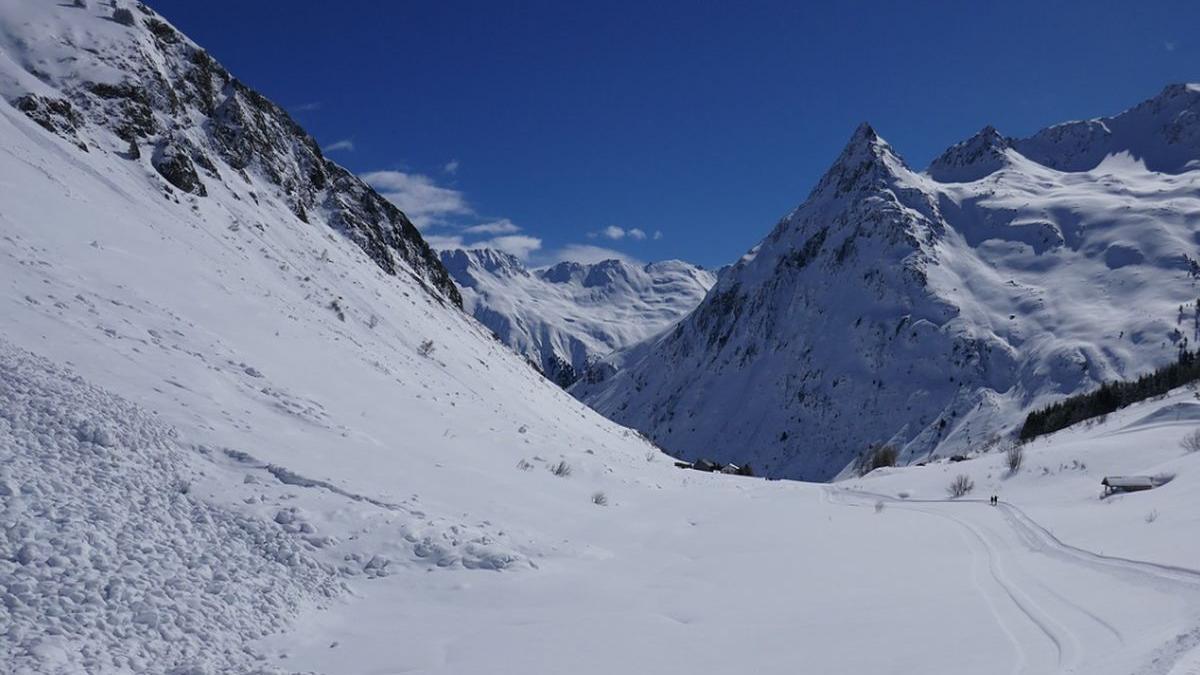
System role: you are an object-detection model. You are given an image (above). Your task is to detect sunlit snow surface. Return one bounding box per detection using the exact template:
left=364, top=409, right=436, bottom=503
left=2, top=2, right=1200, bottom=674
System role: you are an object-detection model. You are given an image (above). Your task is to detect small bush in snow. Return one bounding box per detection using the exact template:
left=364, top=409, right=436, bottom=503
left=874, top=500, right=885, bottom=514
left=550, top=460, right=572, bottom=478
left=1145, top=509, right=1159, bottom=524
left=112, top=7, right=135, bottom=25
left=1006, top=443, right=1024, bottom=473
left=417, top=339, right=436, bottom=357
left=73, top=0, right=87, bottom=8
left=856, top=444, right=898, bottom=476
left=515, top=459, right=534, bottom=471
left=1181, top=429, right=1200, bottom=453
left=592, top=492, right=607, bottom=506
left=947, top=474, right=974, bottom=498
left=645, top=450, right=657, bottom=463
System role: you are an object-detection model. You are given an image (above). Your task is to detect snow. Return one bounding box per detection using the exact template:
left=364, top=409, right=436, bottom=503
left=440, top=248, right=714, bottom=386
left=4, top=3, right=1200, bottom=674
left=575, top=84, right=1200, bottom=480
left=0, top=339, right=341, bottom=673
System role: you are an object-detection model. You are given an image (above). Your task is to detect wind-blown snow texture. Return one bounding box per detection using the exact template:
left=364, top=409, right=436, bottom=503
left=575, top=85, right=1200, bottom=480
left=440, top=248, right=715, bottom=386
left=0, top=340, right=342, bottom=672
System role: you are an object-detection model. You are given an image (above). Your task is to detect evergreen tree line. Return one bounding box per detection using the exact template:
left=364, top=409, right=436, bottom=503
left=1020, top=348, right=1200, bottom=441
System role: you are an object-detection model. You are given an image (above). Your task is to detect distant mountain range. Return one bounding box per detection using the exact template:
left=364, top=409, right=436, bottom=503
left=440, top=249, right=715, bottom=386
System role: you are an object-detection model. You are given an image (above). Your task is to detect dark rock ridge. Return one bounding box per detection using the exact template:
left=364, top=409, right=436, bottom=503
left=7, top=2, right=460, bottom=307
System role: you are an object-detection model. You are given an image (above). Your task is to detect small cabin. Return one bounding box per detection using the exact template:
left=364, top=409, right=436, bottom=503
left=1101, top=475, right=1156, bottom=496
left=692, top=459, right=719, bottom=472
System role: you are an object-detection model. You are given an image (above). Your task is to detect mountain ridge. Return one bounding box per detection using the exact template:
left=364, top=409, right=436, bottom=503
left=441, top=248, right=715, bottom=386
left=575, top=83, right=1200, bottom=480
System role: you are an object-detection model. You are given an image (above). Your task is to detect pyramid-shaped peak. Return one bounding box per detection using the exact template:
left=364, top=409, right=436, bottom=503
left=810, top=123, right=908, bottom=199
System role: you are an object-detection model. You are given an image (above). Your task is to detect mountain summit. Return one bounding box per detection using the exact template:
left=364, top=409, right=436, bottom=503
left=575, top=86, right=1200, bottom=479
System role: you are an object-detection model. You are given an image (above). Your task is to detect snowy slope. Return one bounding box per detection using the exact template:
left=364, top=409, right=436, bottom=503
left=575, top=86, right=1200, bottom=480
left=0, top=2, right=665, bottom=670
left=5, top=4, right=1200, bottom=674
left=440, top=248, right=715, bottom=386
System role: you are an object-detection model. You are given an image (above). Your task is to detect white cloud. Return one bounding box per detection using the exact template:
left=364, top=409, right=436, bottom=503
left=323, top=138, right=355, bottom=153
left=464, top=218, right=520, bottom=235
left=422, top=234, right=465, bottom=250
left=361, top=170, right=472, bottom=229
left=444, top=159, right=460, bottom=174
left=1165, top=41, right=1177, bottom=52
left=478, top=234, right=543, bottom=260
left=293, top=101, right=321, bottom=112
left=591, top=225, right=650, bottom=241
left=653, top=230, right=663, bottom=240
left=546, top=244, right=642, bottom=266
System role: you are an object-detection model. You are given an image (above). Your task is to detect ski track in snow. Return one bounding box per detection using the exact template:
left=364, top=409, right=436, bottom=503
left=829, top=486, right=1200, bottom=675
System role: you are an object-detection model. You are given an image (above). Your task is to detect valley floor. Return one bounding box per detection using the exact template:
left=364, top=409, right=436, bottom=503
left=256, top=401, right=1200, bottom=675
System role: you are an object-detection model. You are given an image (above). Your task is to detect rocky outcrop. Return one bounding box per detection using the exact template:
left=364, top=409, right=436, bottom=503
left=5, top=3, right=460, bottom=307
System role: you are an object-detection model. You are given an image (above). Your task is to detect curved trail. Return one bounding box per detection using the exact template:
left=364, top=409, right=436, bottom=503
left=826, top=486, right=1200, bottom=675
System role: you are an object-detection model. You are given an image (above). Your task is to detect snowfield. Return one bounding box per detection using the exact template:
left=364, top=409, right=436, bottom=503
left=3, top=2, right=1200, bottom=674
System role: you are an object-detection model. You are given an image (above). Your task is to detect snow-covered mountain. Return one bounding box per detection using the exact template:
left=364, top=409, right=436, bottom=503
left=440, top=248, right=715, bottom=386
left=0, top=0, right=459, bottom=309
left=0, top=3, right=662, bottom=670
left=575, top=84, right=1200, bottom=480
left=7, top=5, right=1200, bottom=675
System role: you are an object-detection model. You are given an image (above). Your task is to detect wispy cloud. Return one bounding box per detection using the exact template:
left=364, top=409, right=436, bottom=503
left=464, top=218, right=520, bottom=235
left=423, top=233, right=465, bottom=250
left=591, top=225, right=647, bottom=241
left=292, top=101, right=321, bottom=112
left=361, top=170, right=473, bottom=229
left=1164, top=40, right=1178, bottom=52
left=358, top=167, right=661, bottom=266
left=653, top=230, right=664, bottom=240
left=479, top=234, right=543, bottom=260
left=323, top=138, right=355, bottom=153
left=545, top=244, right=642, bottom=265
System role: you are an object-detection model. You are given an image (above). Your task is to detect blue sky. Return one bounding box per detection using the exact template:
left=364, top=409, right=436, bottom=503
left=151, top=1, right=1198, bottom=268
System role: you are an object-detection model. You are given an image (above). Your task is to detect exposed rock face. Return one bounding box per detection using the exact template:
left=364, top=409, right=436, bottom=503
left=576, top=87, right=1200, bottom=480
left=2, top=2, right=460, bottom=307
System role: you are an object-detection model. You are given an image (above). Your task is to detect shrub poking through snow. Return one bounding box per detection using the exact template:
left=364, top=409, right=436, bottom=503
left=516, top=458, right=534, bottom=471
left=417, top=339, right=436, bottom=357
left=550, top=460, right=572, bottom=477
left=856, top=443, right=898, bottom=476
left=874, top=500, right=885, bottom=514
left=1006, top=442, right=1024, bottom=473
left=947, top=474, right=975, bottom=498
left=592, top=491, right=608, bottom=506
left=1181, top=429, right=1200, bottom=453
left=1145, top=509, right=1159, bottom=524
